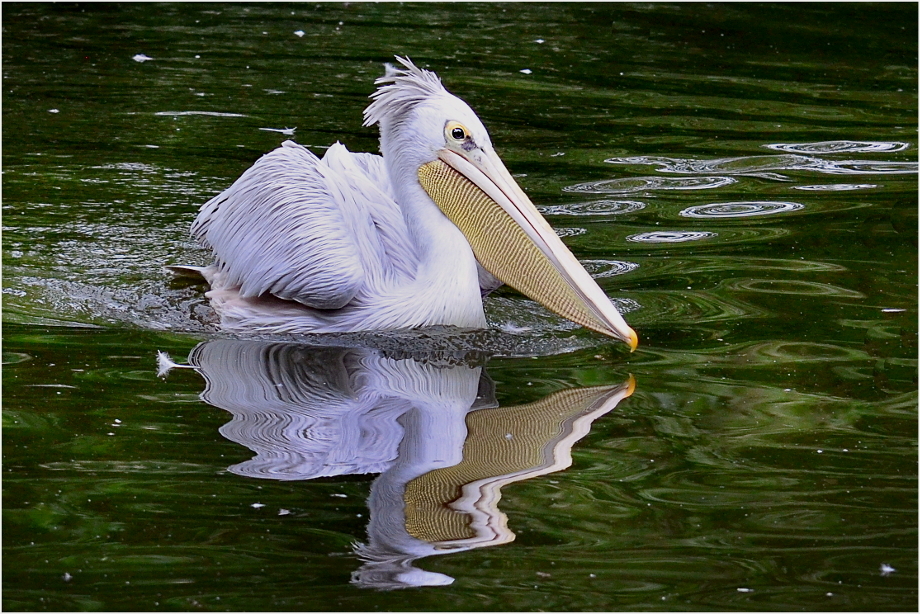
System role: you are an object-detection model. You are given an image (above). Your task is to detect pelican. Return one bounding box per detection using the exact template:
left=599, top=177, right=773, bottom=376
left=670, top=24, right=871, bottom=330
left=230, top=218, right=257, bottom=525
left=175, top=57, right=638, bottom=349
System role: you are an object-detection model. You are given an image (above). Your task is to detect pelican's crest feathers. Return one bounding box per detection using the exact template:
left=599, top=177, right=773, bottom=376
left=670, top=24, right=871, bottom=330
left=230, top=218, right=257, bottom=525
left=363, top=56, right=447, bottom=128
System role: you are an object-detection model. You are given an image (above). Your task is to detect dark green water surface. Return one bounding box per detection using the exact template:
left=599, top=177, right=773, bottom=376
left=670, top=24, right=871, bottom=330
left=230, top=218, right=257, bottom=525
left=3, top=3, right=917, bottom=611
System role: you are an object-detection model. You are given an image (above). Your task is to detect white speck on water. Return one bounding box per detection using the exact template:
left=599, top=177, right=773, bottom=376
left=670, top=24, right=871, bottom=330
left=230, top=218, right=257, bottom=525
left=881, top=308, right=905, bottom=313
left=251, top=503, right=265, bottom=509
left=550, top=152, right=565, bottom=157
left=817, top=449, right=823, bottom=454
left=114, top=419, right=121, bottom=424
left=62, top=573, right=72, bottom=582
left=520, top=68, right=532, bottom=74
left=331, top=493, right=347, bottom=498
left=737, top=587, right=753, bottom=593
left=278, top=509, right=290, bottom=516
left=132, top=54, right=153, bottom=62
left=294, top=30, right=305, bottom=37
left=826, top=592, right=834, bottom=597
left=107, top=432, right=115, bottom=436
left=535, top=38, right=545, bottom=43
left=48, top=108, right=59, bottom=113
left=880, top=563, right=896, bottom=576
left=195, top=55, right=200, bottom=59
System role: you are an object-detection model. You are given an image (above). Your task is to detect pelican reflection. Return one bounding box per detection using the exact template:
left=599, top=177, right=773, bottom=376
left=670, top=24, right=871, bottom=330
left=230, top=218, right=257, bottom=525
left=180, top=338, right=634, bottom=589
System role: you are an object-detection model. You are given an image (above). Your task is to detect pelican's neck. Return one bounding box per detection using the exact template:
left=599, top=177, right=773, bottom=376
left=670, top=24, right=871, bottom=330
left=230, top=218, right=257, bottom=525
left=378, top=153, right=485, bottom=328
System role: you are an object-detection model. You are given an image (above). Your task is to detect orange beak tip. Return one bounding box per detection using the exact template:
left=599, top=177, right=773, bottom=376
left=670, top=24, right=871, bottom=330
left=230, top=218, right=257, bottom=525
left=625, top=374, right=637, bottom=397
left=627, top=328, right=639, bottom=353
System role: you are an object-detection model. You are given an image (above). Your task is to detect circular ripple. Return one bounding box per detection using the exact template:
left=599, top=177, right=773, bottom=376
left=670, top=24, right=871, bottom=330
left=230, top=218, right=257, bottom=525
left=794, top=184, right=877, bottom=191
left=564, top=176, right=735, bottom=194
left=539, top=200, right=647, bottom=216
left=581, top=260, right=640, bottom=278
left=679, top=201, right=804, bottom=219
left=728, top=279, right=865, bottom=298
left=822, top=160, right=918, bottom=175
left=764, top=141, right=910, bottom=154
left=627, top=231, right=717, bottom=243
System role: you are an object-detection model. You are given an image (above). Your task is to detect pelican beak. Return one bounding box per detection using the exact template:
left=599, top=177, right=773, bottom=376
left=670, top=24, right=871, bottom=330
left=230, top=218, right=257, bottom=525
left=419, top=147, right=638, bottom=351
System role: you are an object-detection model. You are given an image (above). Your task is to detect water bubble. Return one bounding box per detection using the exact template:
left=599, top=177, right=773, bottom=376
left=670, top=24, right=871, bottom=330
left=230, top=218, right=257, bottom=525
left=627, top=231, right=717, bottom=243
left=679, top=201, right=804, bottom=219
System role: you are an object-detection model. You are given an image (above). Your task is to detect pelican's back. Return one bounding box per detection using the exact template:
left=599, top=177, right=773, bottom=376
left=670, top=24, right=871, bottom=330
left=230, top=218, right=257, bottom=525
left=192, top=141, right=411, bottom=310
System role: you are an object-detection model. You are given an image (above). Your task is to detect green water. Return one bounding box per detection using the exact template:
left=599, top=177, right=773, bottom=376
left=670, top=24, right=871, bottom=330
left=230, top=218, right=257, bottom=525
left=3, top=3, right=917, bottom=611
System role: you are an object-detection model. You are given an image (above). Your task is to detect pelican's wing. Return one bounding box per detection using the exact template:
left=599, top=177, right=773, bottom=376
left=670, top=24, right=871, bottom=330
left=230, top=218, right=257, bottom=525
left=318, top=144, right=418, bottom=286
left=192, top=140, right=410, bottom=310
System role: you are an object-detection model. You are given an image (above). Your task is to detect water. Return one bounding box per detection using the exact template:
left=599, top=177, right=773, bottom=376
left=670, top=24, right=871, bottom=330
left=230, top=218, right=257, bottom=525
left=3, top=3, right=917, bottom=611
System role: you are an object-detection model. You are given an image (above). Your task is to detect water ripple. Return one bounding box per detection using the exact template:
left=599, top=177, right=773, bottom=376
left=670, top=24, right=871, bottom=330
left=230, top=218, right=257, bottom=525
left=603, top=154, right=918, bottom=177
left=820, top=160, right=918, bottom=175
left=564, top=176, right=735, bottom=194
left=726, top=279, right=865, bottom=299
left=581, top=260, right=640, bottom=278
left=539, top=200, right=647, bottom=216
left=154, top=110, right=247, bottom=118
left=794, top=184, right=877, bottom=191
left=627, top=231, right=717, bottom=243
left=554, top=227, right=586, bottom=238
left=764, top=140, right=910, bottom=154
left=679, top=201, right=804, bottom=219
left=625, top=291, right=770, bottom=324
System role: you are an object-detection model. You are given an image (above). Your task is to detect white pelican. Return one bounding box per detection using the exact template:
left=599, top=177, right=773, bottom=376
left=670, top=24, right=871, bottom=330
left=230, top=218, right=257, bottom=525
left=176, top=57, right=638, bottom=349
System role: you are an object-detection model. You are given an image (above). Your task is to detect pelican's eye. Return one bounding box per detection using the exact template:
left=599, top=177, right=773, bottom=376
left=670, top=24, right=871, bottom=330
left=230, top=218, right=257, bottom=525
left=446, top=121, right=469, bottom=142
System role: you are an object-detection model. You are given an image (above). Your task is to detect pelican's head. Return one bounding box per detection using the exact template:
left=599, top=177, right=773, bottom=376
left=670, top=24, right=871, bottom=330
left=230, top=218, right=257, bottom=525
left=364, top=57, right=638, bottom=350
